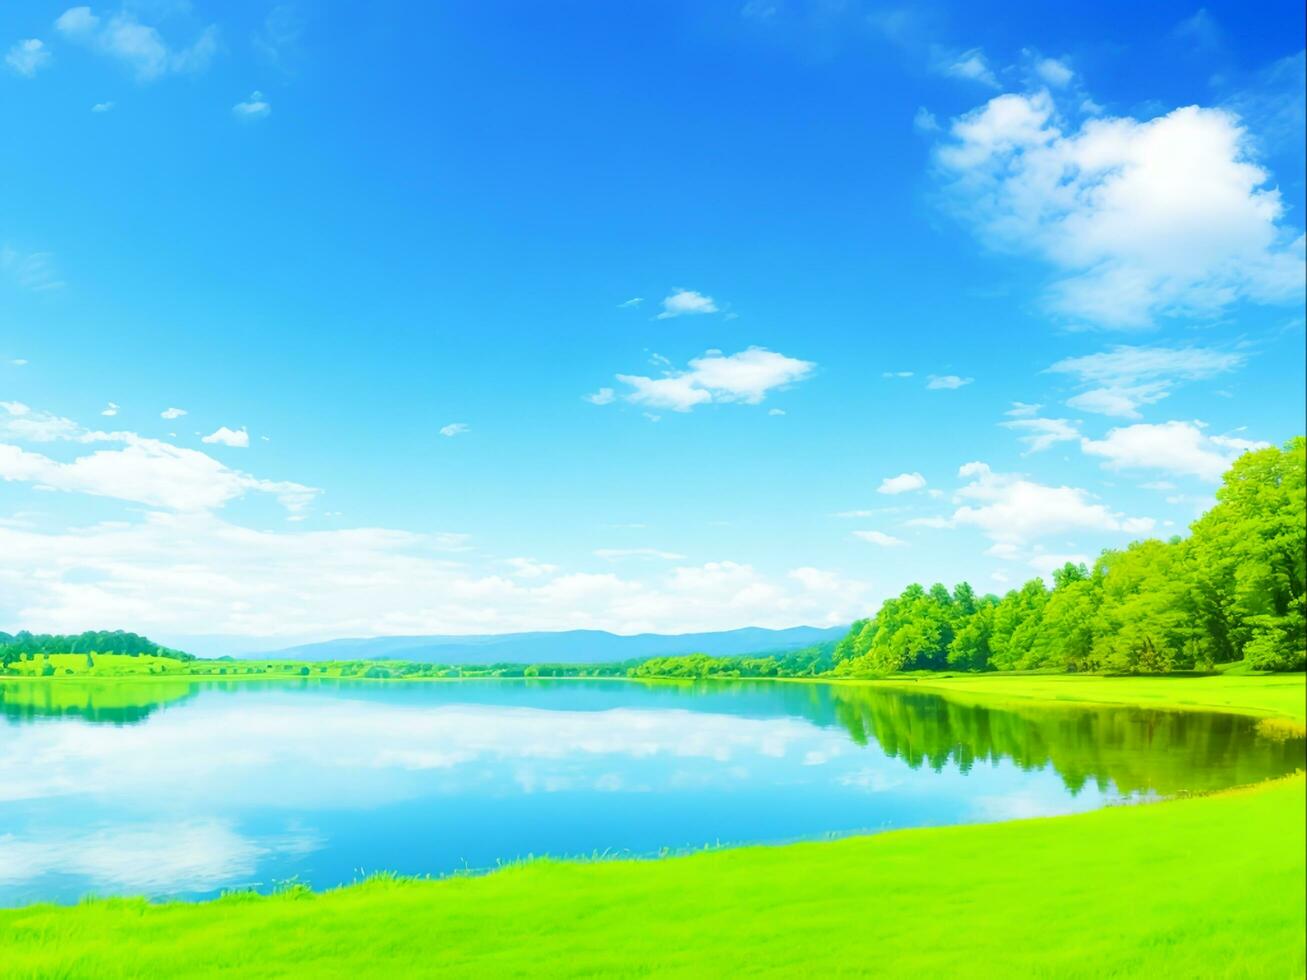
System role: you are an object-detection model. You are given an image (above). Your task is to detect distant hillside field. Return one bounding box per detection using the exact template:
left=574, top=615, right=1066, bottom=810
left=246, top=625, right=850, bottom=665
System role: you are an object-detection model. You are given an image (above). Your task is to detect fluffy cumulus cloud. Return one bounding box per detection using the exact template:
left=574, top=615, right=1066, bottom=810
left=1081, top=421, right=1269, bottom=481
left=0, top=402, right=314, bottom=514
left=202, top=426, right=249, bottom=448
left=935, top=90, right=1306, bottom=327
left=6, top=39, right=51, bottom=77
left=54, top=5, right=219, bottom=81
left=613, top=347, right=814, bottom=412
left=655, top=288, right=718, bottom=320
left=1049, top=344, right=1246, bottom=418
left=0, top=516, right=872, bottom=640
left=921, top=462, right=1154, bottom=547
left=0, top=403, right=870, bottom=639
left=877, top=472, right=926, bottom=495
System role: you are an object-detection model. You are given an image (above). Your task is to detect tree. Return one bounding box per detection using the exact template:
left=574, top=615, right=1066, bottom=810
left=1189, top=438, right=1306, bottom=670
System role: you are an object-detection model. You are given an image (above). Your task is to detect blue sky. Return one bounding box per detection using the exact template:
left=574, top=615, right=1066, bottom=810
left=2, top=1, right=1304, bottom=651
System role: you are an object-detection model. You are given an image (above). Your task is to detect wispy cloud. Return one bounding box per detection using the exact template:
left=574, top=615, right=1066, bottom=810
left=593, top=548, right=686, bottom=561
left=853, top=530, right=906, bottom=547
left=233, top=91, right=271, bottom=120
left=55, top=6, right=220, bottom=82
left=927, top=374, right=972, bottom=390
left=1001, top=417, right=1080, bottom=454
left=1049, top=345, right=1246, bottom=418
left=1, top=247, right=64, bottom=292
left=6, top=39, right=51, bottom=77
left=439, top=423, right=469, bottom=438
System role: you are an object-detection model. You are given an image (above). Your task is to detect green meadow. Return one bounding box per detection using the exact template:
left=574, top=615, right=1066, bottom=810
left=3, top=671, right=1302, bottom=979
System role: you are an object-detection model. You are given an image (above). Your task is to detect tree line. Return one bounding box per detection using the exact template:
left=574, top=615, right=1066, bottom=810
left=0, top=630, right=194, bottom=668
left=831, top=437, right=1304, bottom=674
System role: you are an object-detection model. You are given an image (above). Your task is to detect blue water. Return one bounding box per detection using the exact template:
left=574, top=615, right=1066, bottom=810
left=0, top=678, right=1300, bottom=905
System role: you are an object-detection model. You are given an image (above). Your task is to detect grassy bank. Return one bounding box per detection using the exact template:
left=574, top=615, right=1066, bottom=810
left=2, top=673, right=1303, bottom=978
left=857, top=669, right=1307, bottom=730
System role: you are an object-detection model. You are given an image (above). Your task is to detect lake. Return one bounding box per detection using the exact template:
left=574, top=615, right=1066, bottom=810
left=1, top=678, right=1302, bottom=906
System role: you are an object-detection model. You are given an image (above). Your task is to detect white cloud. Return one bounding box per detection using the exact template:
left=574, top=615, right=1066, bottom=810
left=616, top=347, right=813, bottom=412
left=100, top=402, right=119, bottom=417
left=10, top=359, right=28, bottom=366
left=913, top=107, right=940, bottom=133
left=768, top=408, right=786, bottom=416
left=91, top=100, right=114, bottom=112
left=655, top=289, right=718, bottom=319
left=617, top=297, right=643, bottom=308
left=233, top=90, right=271, bottom=120
left=55, top=6, right=219, bottom=82
left=882, top=371, right=914, bottom=379
left=877, top=472, right=926, bottom=495
left=1033, top=57, right=1073, bottom=88
left=949, top=461, right=1153, bottom=544
left=201, top=426, right=249, bottom=448
left=502, top=557, right=559, bottom=579
left=1, top=402, right=80, bottom=442
left=6, top=39, right=51, bottom=77
left=160, top=407, right=187, bottom=420
left=927, top=374, right=972, bottom=390
left=0, top=436, right=315, bottom=513
left=584, top=387, right=615, bottom=406
left=1049, top=345, right=1246, bottom=418
left=1, top=247, right=63, bottom=291
left=1064, top=385, right=1169, bottom=419
left=1081, top=421, right=1269, bottom=481
left=853, top=530, right=906, bottom=547
left=935, top=91, right=1306, bottom=327
left=934, top=47, right=999, bottom=87
left=0, top=515, right=872, bottom=638
left=1001, top=417, right=1079, bottom=454
left=439, top=423, right=469, bottom=438
left=1006, top=401, right=1041, bottom=417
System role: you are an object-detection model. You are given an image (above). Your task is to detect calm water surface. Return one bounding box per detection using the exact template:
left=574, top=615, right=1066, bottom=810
left=1, top=678, right=1302, bottom=905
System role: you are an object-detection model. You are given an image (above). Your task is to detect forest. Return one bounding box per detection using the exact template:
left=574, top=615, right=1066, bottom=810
left=2, top=439, right=1301, bottom=680
left=833, top=437, right=1305, bottom=675
left=630, top=438, right=1304, bottom=678
left=0, top=630, right=193, bottom=667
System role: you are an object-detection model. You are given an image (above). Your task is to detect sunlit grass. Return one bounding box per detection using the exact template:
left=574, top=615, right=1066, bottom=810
left=2, top=774, right=1301, bottom=978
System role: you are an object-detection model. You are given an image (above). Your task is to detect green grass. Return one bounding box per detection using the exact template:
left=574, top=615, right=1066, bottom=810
left=853, top=670, right=1307, bottom=727
left=2, top=673, right=1303, bottom=978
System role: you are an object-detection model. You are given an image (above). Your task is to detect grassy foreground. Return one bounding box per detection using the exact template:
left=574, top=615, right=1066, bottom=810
left=2, top=675, right=1303, bottom=979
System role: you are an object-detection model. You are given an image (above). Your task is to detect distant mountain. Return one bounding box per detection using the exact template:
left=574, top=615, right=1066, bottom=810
left=247, top=626, right=849, bottom=665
